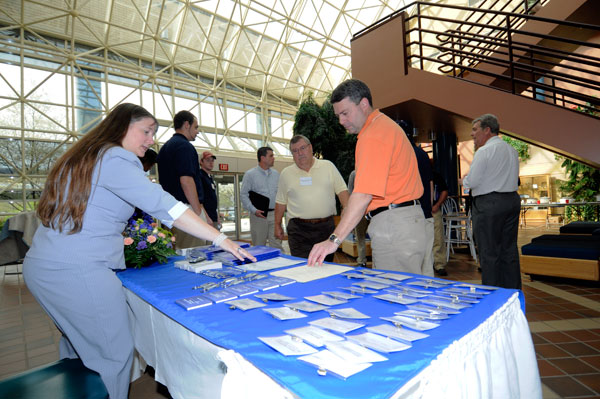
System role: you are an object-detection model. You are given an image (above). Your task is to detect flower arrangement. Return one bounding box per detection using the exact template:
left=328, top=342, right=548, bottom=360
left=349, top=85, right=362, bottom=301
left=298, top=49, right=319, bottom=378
left=123, top=210, right=176, bottom=268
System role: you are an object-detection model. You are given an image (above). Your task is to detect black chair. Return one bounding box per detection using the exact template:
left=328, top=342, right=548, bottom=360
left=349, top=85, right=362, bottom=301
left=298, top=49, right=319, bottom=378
left=0, top=358, right=108, bottom=399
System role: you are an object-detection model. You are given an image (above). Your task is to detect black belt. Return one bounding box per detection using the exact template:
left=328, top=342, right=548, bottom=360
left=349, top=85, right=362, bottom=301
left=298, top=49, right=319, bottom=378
left=268, top=208, right=275, bottom=211
left=365, top=200, right=420, bottom=220
left=293, top=215, right=334, bottom=224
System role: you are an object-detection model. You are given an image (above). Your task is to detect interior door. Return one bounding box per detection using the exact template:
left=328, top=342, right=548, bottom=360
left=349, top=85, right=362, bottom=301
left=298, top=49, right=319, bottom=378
left=213, top=173, right=250, bottom=240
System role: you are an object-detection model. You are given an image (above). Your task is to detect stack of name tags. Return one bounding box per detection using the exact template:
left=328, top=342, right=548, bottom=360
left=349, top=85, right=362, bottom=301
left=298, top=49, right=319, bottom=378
left=175, top=245, right=296, bottom=310
left=520, top=221, right=600, bottom=281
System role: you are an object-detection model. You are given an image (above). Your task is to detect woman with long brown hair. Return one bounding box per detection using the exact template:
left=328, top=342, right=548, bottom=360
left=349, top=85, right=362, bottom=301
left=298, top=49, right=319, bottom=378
left=23, top=103, right=255, bottom=398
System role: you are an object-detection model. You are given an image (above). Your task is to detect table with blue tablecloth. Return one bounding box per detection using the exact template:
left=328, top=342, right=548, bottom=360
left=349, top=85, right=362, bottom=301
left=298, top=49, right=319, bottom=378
left=117, top=256, right=541, bottom=399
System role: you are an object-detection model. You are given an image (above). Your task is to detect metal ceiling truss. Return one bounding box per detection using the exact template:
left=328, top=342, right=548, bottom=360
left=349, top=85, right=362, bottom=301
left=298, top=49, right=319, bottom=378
left=0, top=0, right=441, bottom=215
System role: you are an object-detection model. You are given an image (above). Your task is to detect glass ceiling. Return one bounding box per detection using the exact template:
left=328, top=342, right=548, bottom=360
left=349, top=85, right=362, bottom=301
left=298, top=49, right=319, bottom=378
left=0, top=0, right=414, bottom=104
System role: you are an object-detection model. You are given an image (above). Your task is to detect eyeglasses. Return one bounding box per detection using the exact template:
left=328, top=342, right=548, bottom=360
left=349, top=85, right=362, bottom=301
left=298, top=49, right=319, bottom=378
left=291, top=144, right=310, bottom=154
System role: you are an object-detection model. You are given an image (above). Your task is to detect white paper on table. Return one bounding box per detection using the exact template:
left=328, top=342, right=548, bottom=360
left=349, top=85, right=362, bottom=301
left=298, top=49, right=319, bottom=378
left=237, top=256, right=304, bottom=272
left=254, top=292, right=295, bottom=302
left=263, top=307, right=307, bottom=320
left=439, top=287, right=488, bottom=298
left=366, top=323, right=429, bottom=342
left=363, top=276, right=401, bottom=285
left=346, top=332, right=412, bottom=353
left=258, top=335, right=318, bottom=356
left=225, top=298, right=267, bottom=311
left=327, top=307, right=370, bottom=320
left=420, top=299, right=470, bottom=310
left=407, top=303, right=461, bottom=315
left=284, top=301, right=329, bottom=313
left=415, top=277, right=453, bottom=286
left=309, top=317, right=365, bottom=334
left=385, top=288, right=427, bottom=298
left=284, top=325, right=344, bottom=347
left=304, top=294, right=347, bottom=306
left=339, top=286, right=378, bottom=294
left=383, top=292, right=420, bottom=302
left=395, top=309, right=449, bottom=320
left=322, top=291, right=362, bottom=300
left=298, top=350, right=372, bottom=380
left=357, top=269, right=384, bottom=275
left=392, top=286, right=432, bottom=295
left=380, top=315, right=440, bottom=331
left=271, top=264, right=352, bottom=283
left=353, top=281, right=390, bottom=290
left=455, top=283, right=499, bottom=291
left=406, top=280, right=447, bottom=289
left=373, top=293, right=419, bottom=305
left=325, top=340, right=388, bottom=363
left=428, top=293, right=479, bottom=304
left=377, top=272, right=412, bottom=281
left=341, top=272, right=368, bottom=279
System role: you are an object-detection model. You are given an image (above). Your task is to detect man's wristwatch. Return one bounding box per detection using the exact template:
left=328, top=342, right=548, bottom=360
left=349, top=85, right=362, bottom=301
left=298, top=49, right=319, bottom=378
left=328, top=234, right=342, bottom=246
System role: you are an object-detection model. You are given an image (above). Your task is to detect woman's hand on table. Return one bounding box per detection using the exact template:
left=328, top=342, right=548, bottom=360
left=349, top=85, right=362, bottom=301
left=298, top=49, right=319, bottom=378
left=221, top=239, right=257, bottom=262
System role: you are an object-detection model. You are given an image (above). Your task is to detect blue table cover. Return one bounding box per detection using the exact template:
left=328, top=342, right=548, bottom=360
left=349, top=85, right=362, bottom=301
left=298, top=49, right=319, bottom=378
left=117, top=256, right=524, bottom=399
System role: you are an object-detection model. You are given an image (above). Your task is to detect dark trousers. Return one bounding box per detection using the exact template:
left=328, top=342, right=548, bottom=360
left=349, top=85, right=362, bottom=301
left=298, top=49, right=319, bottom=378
left=472, top=191, right=521, bottom=289
left=287, top=217, right=335, bottom=262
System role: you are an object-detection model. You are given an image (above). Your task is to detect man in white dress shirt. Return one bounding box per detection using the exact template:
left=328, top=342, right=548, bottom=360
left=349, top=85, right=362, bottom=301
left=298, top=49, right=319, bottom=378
left=462, top=114, right=521, bottom=289
left=241, top=146, right=283, bottom=250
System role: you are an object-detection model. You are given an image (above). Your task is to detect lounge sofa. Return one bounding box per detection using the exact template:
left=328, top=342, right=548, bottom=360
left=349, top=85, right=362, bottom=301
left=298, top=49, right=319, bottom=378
left=520, top=234, right=600, bottom=281
left=559, top=221, right=600, bottom=235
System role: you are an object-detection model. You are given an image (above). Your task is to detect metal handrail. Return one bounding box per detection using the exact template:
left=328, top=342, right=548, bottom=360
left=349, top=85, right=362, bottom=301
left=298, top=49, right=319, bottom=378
left=386, top=1, right=600, bottom=117
left=435, top=0, right=549, bottom=65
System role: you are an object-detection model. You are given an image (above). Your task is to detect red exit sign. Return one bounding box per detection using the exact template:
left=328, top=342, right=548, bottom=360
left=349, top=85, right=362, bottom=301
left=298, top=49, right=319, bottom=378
left=219, top=163, right=229, bottom=171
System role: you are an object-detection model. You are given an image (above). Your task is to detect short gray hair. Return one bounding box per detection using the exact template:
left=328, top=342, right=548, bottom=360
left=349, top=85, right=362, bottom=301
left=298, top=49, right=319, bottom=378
left=289, top=135, right=311, bottom=150
left=473, top=114, right=499, bottom=134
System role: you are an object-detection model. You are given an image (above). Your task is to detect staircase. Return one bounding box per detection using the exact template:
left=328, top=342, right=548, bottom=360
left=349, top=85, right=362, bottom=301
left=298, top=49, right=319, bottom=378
left=350, top=0, right=600, bottom=167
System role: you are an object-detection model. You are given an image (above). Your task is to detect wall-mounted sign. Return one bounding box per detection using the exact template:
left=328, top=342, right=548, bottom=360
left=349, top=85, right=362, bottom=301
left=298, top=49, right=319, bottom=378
left=219, top=163, right=229, bottom=171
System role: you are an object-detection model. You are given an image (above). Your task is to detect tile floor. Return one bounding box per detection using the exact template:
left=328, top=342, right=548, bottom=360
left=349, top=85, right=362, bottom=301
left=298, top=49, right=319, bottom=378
left=1, top=223, right=599, bottom=398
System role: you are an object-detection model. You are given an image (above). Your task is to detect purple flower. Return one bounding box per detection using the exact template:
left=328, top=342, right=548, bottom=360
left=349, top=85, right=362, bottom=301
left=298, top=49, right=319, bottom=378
left=136, top=241, right=147, bottom=250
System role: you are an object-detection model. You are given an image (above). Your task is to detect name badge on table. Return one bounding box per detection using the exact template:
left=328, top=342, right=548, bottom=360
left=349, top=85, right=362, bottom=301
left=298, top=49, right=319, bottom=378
left=300, top=177, right=312, bottom=186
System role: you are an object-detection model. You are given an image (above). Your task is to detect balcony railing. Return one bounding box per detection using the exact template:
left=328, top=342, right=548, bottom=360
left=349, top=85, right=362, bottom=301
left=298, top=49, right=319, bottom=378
left=354, top=1, right=600, bottom=117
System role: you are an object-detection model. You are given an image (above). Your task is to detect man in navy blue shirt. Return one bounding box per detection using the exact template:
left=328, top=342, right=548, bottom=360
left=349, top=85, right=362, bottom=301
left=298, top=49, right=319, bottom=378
left=157, top=110, right=207, bottom=248
left=199, top=151, right=220, bottom=229
left=398, top=121, right=434, bottom=276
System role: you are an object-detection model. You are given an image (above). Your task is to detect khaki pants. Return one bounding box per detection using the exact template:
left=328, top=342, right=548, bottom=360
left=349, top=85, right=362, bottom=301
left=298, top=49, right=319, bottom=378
left=172, top=211, right=208, bottom=249
left=432, top=210, right=447, bottom=270
left=250, top=212, right=283, bottom=250
left=367, top=205, right=426, bottom=274
left=421, top=217, right=434, bottom=277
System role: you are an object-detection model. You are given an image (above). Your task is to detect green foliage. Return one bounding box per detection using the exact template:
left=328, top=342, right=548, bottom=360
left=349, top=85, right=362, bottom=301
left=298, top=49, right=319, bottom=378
left=502, top=136, right=530, bottom=162
left=558, top=158, right=600, bottom=202
left=556, top=156, right=600, bottom=222
left=572, top=101, right=598, bottom=117
left=293, top=93, right=356, bottom=182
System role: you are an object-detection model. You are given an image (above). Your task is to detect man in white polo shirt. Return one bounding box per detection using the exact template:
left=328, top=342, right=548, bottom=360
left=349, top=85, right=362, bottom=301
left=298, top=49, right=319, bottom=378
left=274, top=135, right=349, bottom=261
left=462, top=114, right=520, bottom=289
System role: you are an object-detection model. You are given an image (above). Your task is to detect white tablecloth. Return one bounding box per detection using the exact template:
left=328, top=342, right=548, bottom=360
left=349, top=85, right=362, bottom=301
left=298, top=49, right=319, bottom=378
left=125, top=288, right=541, bottom=399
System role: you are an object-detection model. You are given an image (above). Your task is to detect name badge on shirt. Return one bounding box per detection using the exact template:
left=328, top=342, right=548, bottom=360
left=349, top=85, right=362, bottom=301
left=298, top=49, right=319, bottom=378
left=299, top=177, right=312, bottom=186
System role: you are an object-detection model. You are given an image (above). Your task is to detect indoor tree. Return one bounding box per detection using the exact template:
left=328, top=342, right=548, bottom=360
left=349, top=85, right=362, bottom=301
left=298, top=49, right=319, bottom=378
left=292, top=92, right=356, bottom=182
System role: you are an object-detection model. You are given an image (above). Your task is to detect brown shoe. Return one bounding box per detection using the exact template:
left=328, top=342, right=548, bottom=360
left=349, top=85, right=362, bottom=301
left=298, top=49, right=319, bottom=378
left=434, top=268, right=448, bottom=276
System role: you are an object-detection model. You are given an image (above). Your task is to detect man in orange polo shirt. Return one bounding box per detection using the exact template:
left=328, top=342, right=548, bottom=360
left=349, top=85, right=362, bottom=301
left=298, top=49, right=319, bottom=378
left=307, top=79, right=426, bottom=273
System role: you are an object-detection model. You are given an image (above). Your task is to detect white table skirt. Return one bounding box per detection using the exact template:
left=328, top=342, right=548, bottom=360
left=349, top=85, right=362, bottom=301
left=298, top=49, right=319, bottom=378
left=125, top=288, right=541, bottom=399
